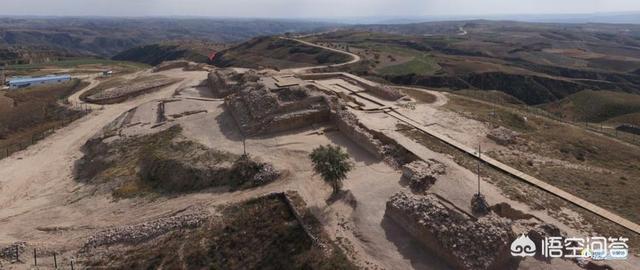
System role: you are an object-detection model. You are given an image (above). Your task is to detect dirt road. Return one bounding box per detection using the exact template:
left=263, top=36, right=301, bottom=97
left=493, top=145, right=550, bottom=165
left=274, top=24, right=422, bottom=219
left=280, top=37, right=361, bottom=73
left=0, top=70, right=201, bottom=245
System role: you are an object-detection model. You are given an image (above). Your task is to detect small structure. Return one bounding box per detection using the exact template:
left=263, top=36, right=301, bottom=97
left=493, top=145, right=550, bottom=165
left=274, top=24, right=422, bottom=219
left=0, top=66, right=5, bottom=86
left=102, top=70, right=113, bottom=77
left=8, top=74, right=71, bottom=89
left=208, top=51, right=218, bottom=63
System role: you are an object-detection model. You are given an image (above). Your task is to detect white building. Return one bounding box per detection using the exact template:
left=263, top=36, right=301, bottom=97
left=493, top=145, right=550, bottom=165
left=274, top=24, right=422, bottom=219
left=8, top=74, right=72, bottom=89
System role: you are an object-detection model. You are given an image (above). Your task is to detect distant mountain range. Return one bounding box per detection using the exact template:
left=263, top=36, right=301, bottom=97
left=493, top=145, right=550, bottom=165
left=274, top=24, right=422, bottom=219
left=322, top=11, right=640, bottom=25
left=2, top=14, right=640, bottom=68
left=0, top=17, right=337, bottom=64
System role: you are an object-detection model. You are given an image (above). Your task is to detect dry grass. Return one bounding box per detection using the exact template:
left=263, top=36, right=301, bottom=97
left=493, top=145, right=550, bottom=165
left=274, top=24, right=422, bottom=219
left=542, top=90, right=640, bottom=123
left=83, top=193, right=356, bottom=269
left=445, top=95, right=640, bottom=224
left=398, top=123, right=640, bottom=254
left=0, top=79, right=89, bottom=148
left=454, top=90, right=525, bottom=105
left=78, top=125, right=276, bottom=198
left=400, top=88, right=437, bottom=103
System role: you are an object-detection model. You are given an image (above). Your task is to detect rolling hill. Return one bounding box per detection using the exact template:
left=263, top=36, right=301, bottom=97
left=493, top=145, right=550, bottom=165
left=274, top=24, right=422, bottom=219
left=112, top=41, right=227, bottom=66
left=542, top=90, right=640, bottom=123
left=308, top=21, right=640, bottom=105
left=0, top=17, right=337, bottom=65
left=212, top=36, right=351, bottom=70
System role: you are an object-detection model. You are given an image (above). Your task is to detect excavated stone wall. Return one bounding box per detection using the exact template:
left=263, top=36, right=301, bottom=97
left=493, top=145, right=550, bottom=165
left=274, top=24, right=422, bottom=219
left=226, top=83, right=332, bottom=135
left=208, top=69, right=240, bottom=98
left=331, top=109, right=386, bottom=159
left=267, top=109, right=330, bottom=134
left=83, top=212, right=207, bottom=250
left=386, top=192, right=520, bottom=270
left=401, top=159, right=446, bottom=192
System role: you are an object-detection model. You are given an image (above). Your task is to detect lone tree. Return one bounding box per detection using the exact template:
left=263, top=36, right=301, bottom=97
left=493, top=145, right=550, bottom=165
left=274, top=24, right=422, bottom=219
left=309, top=144, right=353, bottom=195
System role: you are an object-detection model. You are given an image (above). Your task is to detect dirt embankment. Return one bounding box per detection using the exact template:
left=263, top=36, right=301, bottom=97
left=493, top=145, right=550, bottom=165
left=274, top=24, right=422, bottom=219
left=76, top=124, right=280, bottom=197
left=82, top=192, right=357, bottom=270
left=84, top=77, right=179, bottom=104
left=0, top=79, right=89, bottom=148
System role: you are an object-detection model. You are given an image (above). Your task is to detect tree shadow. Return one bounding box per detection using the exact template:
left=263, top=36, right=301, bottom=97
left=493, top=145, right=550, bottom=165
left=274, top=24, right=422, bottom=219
left=325, top=189, right=358, bottom=209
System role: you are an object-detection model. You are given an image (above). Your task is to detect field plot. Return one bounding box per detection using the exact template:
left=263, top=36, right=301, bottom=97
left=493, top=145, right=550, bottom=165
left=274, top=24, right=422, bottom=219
left=0, top=79, right=89, bottom=149
left=7, top=58, right=148, bottom=77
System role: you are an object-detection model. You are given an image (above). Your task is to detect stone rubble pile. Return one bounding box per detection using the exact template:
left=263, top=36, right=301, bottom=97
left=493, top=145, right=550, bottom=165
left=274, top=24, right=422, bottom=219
left=245, top=87, right=280, bottom=119
left=208, top=69, right=240, bottom=97
left=226, top=82, right=330, bottom=135
left=252, top=163, right=280, bottom=186
left=0, top=241, right=26, bottom=260
left=83, top=213, right=207, bottom=250
left=401, top=159, right=446, bottom=193
left=386, top=192, right=519, bottom=270
left=276, top=86, right=309, bottom=102
left=471, top=193, right=491, bottom=215
left=487, top=126, right=519, bottom=146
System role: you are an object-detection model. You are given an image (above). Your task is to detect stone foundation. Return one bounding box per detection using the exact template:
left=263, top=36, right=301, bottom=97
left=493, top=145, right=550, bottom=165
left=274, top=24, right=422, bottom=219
left=386, top=192, right=520, bottom=270
left=401, top=159, right=446, bottom=192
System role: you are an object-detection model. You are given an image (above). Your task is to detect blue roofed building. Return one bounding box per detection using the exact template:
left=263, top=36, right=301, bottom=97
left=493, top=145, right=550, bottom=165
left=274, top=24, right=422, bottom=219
left=8, top=74, right=72, bottom=89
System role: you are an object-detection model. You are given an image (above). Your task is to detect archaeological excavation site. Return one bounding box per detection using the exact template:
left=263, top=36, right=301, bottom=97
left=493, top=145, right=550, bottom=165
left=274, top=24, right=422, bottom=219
left=2, top=23, right=640, bottom=270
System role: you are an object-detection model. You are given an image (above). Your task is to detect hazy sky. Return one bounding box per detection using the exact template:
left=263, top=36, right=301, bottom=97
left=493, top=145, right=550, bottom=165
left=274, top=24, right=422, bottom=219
left=2, top=0, right=640, bottom=18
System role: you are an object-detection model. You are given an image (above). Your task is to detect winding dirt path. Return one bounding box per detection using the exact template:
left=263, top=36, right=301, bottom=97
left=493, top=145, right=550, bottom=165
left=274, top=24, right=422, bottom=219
left=0, top=70, right=202, bottom=244
left=280, top=37, right=361, bottom=74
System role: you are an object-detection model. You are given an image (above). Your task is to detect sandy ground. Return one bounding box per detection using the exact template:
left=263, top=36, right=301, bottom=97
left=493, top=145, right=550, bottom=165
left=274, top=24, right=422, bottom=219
left=1, top=61, right=638, bottom=270
left=0, top=69, right=203, bottom=262
left=0, top=70, right=444, bottom=269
